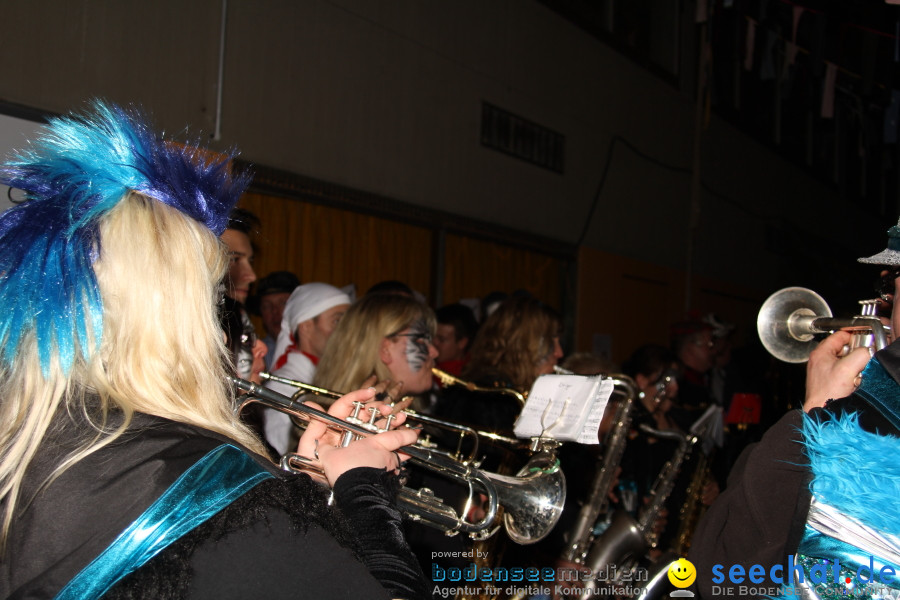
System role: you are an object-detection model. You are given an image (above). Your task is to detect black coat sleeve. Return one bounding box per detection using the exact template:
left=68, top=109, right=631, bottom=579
left=687, top=410, right=811, bottom=600
left=334, top=467, right=432, bottom=600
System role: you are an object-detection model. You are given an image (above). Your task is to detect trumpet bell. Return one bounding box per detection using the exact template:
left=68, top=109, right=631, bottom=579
left=487, top=452, right=567, bottom=545
left=757, top=287, right=832, bottom=363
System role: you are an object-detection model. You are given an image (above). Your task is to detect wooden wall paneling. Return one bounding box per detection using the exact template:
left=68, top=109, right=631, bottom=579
left=442, top=234, right=564, bottom=310
left=575, top=246, right=766, bottom=366
left=237, top=193, right=434, bottom=301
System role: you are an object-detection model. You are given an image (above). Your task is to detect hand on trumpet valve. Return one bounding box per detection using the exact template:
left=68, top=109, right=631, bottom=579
left=296, top=386, right=418, bottom=486
left=804, top=330, right=871, bottom=412
left=363, top=376, right=412, bottom=414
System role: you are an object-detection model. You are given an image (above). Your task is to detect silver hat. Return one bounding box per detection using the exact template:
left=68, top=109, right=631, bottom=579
left=859, top=218, right=900, bottom=266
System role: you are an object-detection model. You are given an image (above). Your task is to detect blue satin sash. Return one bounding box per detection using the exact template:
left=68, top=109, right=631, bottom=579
left=55, top=444, right=273, bottom=599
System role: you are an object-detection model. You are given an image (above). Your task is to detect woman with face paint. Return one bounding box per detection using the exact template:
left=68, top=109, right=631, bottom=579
left=313, top=293, right=439, bottom=401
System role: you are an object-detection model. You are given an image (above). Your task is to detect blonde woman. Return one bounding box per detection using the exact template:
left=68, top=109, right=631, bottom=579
left=0, top=103, right=426, bottom=600
left=314, top=292, right=438, bottom=402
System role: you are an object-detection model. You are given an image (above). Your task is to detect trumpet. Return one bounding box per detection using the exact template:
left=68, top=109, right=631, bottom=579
left=433, top=367, right=526, bottom=408
left=757, top=286, right=889, bottom=363
left=260, top=371, right=516, bottom=465
left=231, top=377, right=566, bottom=543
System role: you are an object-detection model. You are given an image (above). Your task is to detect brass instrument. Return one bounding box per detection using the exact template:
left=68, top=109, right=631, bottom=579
left=673, top=443, right=711, bottom=555
left=560, top=374, right=639, bottom=563
left=232, top=376, right=566, bottom=543
left=574, top=425, right=697, bottom=600
left=260, top=371, right=344, bottom=402
left=757, top=287, right=889, bottom=363
left=260, top=371, right=525, bottom=465
left=433, top=367, right=526, bottom=408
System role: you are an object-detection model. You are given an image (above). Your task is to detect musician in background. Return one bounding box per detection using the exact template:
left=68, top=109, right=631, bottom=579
left=314, top=292, right=438, bottom=402
left=219, top=208, right=268, bottom=384
left=221, top=207, right=259, bottom=305
left=686, top=222, right=900, bottom=599
left=0, top=102, right=427, bottom=599
left=616, top=344, right=683, bottom=553
left=429, top=293, right=563, bottom=582
left=263, top=282, right=352, bottom=454
left=670, top=318, right=716, bottom=431
left=247, top=270, right=301, bottom=370
left=435, top=292, right=563, bottom=435
left=433, top=302, right=479, bottom=377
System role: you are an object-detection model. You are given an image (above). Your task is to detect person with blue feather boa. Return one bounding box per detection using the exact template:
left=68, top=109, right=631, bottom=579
left=687, top=220, right=900, bottom=600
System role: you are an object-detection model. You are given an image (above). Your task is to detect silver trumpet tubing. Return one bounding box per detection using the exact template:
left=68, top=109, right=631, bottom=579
left=757, top=286, right=889, bottom=363
left=260, top=371, right=524, bottom=465
left=231, top=377, right=565, bottom=543
left=560, top=374, right=639, bottom=564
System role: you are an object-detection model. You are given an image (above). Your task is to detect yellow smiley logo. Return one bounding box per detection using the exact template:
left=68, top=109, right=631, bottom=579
left=667, top=558, right=697, bottom=588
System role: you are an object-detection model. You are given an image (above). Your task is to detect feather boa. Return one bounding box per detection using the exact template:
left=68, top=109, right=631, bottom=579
left=803, top=411, right=900, bottom=538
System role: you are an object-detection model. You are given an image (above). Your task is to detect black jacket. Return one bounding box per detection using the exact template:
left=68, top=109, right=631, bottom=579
left=687, top=343, right=900, bottom=600
left=1, top=413, right=429, bottom=600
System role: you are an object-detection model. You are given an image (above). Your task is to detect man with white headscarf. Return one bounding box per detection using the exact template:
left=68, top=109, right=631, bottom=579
left=262, top=282, right=352, bottom=454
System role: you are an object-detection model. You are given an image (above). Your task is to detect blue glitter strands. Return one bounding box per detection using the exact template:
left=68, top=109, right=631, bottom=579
left=0, top=101, right=250, bottom=376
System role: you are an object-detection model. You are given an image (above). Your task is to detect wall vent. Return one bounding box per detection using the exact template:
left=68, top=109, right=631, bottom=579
left=480, top=102, right=565, bottom=174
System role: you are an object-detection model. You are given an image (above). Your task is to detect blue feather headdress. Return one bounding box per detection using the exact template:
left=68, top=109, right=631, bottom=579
left=0, top=101, right=251, bottom=376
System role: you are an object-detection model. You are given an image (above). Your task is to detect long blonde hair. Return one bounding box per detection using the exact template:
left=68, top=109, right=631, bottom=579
left=314, top=293, right=436, bottom=394
left=0, top=193, right=267, bottom=546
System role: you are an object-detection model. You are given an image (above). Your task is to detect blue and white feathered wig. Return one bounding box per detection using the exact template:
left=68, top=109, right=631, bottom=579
left=0, top=100, right=250, bottom=377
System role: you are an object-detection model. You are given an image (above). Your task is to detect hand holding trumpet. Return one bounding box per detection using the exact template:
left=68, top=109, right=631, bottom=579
left=296, top=383, right=418, bottom=487
left=804, top=330, right=871, bottom=412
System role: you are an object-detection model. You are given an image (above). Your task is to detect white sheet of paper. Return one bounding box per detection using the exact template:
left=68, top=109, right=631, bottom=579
left=513, top=374, right=614, bottom=444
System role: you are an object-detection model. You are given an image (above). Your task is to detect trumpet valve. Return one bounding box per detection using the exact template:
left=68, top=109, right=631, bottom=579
left=366, top=406, right=381, bottom=429
left=349, top=401, right=365, bottom=420
left=859, top=298, right=879, bottom=316
left=417, top=433, right=437, bottom=448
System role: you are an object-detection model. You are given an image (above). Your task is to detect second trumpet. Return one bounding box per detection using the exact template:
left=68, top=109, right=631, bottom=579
left=231, top=376, right=566, bottom=544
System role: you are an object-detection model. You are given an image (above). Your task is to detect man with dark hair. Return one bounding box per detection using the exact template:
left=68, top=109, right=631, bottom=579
left=219, top=208, right=266, bottom=382
left=248, top=271, right=301, bottom=370
left=433, top=303, right=478, bottom=377
left=221, top=208, right=260, bottom=305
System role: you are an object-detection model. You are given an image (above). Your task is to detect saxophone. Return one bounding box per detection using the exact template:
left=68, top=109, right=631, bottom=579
left=673, top=444, right=712, bottom=555
left=574, top=426, right=697, bottom=599
left=636, top=425, right=697, bottom=550
left=560, top=374, right=639, bottom=563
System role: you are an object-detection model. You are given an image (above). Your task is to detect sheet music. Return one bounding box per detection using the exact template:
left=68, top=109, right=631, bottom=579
left=513, top=374, right=614, bottom=444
